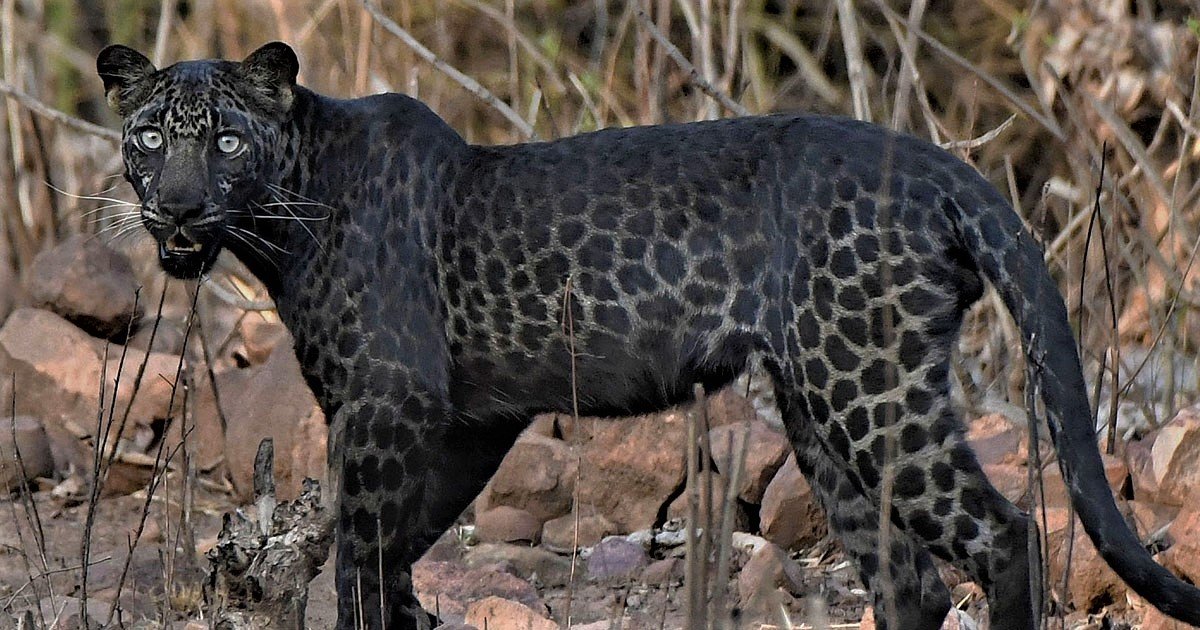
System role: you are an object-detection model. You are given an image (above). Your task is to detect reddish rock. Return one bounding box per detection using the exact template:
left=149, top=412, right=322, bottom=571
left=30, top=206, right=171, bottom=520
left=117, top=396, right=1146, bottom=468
left=475, top=506, right=542, bottom=545
left=640, top=557, right=683, bottom=585
left=234, top=318, right=289, bottom=367
left=0, top=308, right=196, bottom=490
left=478, top=433, right=576, bottom=523
left=966, top=413, right=1027, bottom=467
left=586, top=537, right=648, bottom=581
left=171, top=367, right=232, bottom=473
left=412, top=560, right=543, bottom=624
left=24, top=234, right=143, bottom=340
left=758, top=454, right=826, bottom=550
left=1163, top=494, right=1200, bottom=585
left=982, top=462, right=1031, bottom=506
left=540, top=511, right=617, bottom=553
left=574, top=409, right=688, bottom=532
left=464, top=596, right=557, bottom=630
left=1038, top=453, right=1128, bottom=508
left=1147, top=408, right=1200, bottom=505
left=665, top=469, right=752, bottom=532
left=738, top=543, right=804, bottom=616
left=220, top=342, right=326, bottom=502
left=709, top=420, right=790, bottom=503
left=1041, top=506, right=1127, bottom=612
left=124, top=314, right=188, bottom=356
left=0, top=416, right=52, bottom=488
left=1126, top=500, right=1179, bottom=539
left=704, top=385, right=761, bottom=428
left=525, top=414, right=558, bottom=439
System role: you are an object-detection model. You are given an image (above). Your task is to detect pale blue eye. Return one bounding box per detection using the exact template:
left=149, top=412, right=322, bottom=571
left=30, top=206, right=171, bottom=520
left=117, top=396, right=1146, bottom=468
left=216, top=134, right=241, bottom=154
left=138, top=129, right=163, bottom=150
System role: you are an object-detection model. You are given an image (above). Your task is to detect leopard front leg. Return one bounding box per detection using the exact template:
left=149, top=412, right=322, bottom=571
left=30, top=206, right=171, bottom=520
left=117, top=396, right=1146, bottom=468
left=330, top=392, right=527, bottom=630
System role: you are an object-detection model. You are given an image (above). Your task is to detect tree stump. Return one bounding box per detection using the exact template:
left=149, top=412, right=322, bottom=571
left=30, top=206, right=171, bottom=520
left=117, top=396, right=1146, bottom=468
left=206, top=439, right=335, bottom=629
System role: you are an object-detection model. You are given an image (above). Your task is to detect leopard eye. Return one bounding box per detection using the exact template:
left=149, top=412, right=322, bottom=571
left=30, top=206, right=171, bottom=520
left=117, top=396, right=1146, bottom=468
left=216, top=133, right=242, bottom=155
left=137, top=129, right=163, bottom=150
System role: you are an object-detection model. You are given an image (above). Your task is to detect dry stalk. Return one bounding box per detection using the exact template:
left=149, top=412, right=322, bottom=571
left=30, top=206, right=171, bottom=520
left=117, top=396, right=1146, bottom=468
left=835, top=0, right=870, bottom=121
left=0, top=79, right=120, bottom=144
left=633, top=6, right=749, bottom=117
left=360, top=0, right=536, bottom=139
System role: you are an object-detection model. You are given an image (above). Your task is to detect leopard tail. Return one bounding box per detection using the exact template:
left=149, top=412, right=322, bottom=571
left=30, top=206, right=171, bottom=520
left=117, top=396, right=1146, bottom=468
left=957, top=191, right=1200, bottom=624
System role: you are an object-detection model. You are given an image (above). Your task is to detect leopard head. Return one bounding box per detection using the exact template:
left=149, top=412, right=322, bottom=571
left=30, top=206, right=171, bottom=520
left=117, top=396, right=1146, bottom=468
left=96, top=42, right=298, bottom=278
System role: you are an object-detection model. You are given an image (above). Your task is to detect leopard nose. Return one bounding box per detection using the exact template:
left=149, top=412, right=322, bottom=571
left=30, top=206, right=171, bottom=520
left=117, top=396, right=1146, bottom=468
left=159, top=201, right=205, bottom=223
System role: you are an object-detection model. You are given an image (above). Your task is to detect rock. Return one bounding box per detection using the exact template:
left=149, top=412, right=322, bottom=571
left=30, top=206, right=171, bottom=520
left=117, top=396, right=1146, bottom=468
left=172, top=367, right=232, bottom=473
left=1147, top=407, right=1200, bottom=505
left=220, top=342, right=326, bottom=502
left=125, top=315, right=188, bottom=356
left=0, top=415, right=53, bottom=488
left=640, top=557, right=683, bottom=585
left=540, top=510, right=617, bottom=553
left=463, top=543, right=574, bottom=587
left=233, top=318, right=289, bottom=367
left=1041, top=507, right=1127, bottom=612
left=412, top=560, right=543, bottom=624
left=1126, top=500, right=1179, bottom=539
left=586, top=537, right=648, bottom=581
left=0, top=308, right=197, bottom=491
left=575, top=409, right=688, bottom=532
left=0, top=250, right=15, bottom=324
left=738, top=543, right=805, bottom=617
left=434, top=624, right=480, bottom=630
left=665, top=469, right=751, bottom=531
left=704, top=385, right=762, bottom=428
left=1038, top=453, right=1128, bottom=508
left=478, top=433, right=576, bottom=523
left=525, top=414, right=559, bottom=439
left=24, top=234, right=143, bottom=340
left=709, top=420, right=790, bottom=503
left=966, top=413, right=1026, bottom=467
left=1163, top=494, right=1200, bottom=584
left=758, top=454, right=826, bottom=550
left=475, top=506, right=543, bottom=545
left=464, top=596, right=557, bottom=630
left=981, top=462, right=1030, bottom=506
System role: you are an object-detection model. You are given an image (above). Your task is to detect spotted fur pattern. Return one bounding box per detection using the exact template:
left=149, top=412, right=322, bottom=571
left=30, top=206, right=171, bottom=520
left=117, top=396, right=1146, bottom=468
left=97, top=43, right=1200, bottom=629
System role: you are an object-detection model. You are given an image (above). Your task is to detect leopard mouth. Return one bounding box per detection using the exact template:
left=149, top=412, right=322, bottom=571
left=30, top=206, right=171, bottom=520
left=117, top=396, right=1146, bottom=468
left=156, top=230, right=220, bottom=278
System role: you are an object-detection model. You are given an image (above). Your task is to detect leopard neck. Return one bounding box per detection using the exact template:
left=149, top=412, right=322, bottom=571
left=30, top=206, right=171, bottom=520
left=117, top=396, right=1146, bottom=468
left=226, top=86, right=467, bottom=319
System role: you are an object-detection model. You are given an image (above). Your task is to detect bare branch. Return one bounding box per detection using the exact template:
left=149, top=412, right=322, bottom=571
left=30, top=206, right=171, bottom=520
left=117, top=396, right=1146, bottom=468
left=633, top=7, right=750, bottom=118
left=0, top=79, right=120, bottom=144
left=360, top=0, right=537, bottom=140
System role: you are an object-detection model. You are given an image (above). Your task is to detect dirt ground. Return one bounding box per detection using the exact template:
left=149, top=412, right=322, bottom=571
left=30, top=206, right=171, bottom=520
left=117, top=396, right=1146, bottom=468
left=0, top=479, right=903, bottom=629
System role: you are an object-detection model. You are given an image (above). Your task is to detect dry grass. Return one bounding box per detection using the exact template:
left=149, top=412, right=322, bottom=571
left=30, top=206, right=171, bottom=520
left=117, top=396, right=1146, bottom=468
left=1, top=0, right=1199, bottom=627
left=1, top=1, right=1196, bottom=415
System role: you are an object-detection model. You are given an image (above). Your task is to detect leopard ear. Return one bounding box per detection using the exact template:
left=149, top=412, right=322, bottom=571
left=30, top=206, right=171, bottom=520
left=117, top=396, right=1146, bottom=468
left=240, top=42, right=299, bottom=114
left=96, top=45, right=157, bottom=117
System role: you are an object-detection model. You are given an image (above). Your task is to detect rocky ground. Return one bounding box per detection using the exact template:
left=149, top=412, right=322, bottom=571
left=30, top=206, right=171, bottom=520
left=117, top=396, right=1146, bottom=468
left=2, top=238, right=1200, bottom=629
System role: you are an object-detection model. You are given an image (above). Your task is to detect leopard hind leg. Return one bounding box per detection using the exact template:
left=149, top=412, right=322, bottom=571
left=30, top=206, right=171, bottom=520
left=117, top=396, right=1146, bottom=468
left=771, top=385, right=952, bottom=630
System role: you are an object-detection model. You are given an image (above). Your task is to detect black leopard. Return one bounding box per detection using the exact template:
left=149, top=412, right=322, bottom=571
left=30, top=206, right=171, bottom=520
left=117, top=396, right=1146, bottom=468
left=96, top=42, right=1200, bottom=629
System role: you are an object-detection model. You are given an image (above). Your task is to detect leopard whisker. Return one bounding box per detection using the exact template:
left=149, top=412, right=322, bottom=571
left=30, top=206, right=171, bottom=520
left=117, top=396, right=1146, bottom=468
left=254, top=200, right=326, bottom=254
left=226, top=227, right=285, bottom=271
left=228, top=224, right=289, bottom=254
left=81, top=202, right=141, bottom=218
left=89, top=213, right=142, bottom=227
left=46, top=182, right=138, bottom=206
